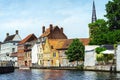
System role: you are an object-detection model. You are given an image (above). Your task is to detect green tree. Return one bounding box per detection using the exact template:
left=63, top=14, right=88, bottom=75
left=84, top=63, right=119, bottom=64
left=89, top=19, right=109, bottom=45
left=96, top=53, right=104, bottom=62
left=95, top=47, right=106, bottom=54
left=65, top=39, right=85, bottom=66
left=105, top=0, right=120, bottom=30
left=95, top=47, right=106, bottom=64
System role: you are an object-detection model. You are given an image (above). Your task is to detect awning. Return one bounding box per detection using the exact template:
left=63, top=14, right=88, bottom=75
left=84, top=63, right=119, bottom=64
left=101, top=50, right=114, bottom=54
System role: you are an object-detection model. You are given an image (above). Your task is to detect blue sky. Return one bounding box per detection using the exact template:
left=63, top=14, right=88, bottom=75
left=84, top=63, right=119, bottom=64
left=0, top=0, right=110, bottom=41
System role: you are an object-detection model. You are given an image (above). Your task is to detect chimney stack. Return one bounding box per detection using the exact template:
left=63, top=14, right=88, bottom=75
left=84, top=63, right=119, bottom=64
left=16, top=30, right=18, bottom=34
left=42, top=26, right=45, bottom=33
left=50, top=24, right=53, bottom=32
left=61, top=27, right=63, bottom=33
left=6, top=33, right=9, bottom=37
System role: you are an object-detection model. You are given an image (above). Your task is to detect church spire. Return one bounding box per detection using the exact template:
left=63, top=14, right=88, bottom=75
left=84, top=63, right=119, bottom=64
left=92, top=0, right=97, bottom=23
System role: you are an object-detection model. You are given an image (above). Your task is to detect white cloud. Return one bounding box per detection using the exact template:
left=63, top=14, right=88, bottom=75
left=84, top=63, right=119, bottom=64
left=0, top=0, right=109, bottom=41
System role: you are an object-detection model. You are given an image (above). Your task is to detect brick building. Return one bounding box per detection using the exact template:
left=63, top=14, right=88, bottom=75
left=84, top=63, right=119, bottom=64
left=17, top=34, right=37, bottom=67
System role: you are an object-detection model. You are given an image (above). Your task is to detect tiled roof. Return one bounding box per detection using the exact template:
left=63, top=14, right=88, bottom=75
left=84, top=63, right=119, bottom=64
left=48, top=38, right=89, bottom=50
left=40, top=26, right=67, bottom=39
left=19, top=34, right=37, bottom=44
left=80, top=38, right=90, bottom=45
left=59, top=38, right=90, bottom=49
left=4, top=34, right=16, bottom=42
left=48, top=39, right=66, bottom=50
left=40, top=28, right=50, bottom=38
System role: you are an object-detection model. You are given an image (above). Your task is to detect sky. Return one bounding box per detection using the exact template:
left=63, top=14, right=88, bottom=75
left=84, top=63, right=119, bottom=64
left=0, top=0, right=110, bottom=41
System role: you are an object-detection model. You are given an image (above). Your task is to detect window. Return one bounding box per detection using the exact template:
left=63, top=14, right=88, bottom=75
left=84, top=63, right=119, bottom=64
left=13, top=43, right=15, bottom=45
left=12, top=48, right=15, bottom=52
left=53, top=53, right=56, bottom=57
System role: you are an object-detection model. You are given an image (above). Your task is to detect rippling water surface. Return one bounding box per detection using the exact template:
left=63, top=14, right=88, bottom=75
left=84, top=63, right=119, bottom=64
left=0, top=69, right=120, bottom=80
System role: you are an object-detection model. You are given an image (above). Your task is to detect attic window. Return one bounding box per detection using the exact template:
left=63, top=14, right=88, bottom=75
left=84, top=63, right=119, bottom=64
left=51, top=46, right=53, bottom=49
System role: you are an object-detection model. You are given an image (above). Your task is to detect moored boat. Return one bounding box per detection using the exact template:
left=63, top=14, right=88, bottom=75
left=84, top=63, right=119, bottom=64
left=0, top=61, right=15, bottom=74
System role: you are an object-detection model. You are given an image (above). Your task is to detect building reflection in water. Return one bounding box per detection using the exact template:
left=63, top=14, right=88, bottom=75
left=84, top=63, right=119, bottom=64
left=42, top=70, right=65, bottom=80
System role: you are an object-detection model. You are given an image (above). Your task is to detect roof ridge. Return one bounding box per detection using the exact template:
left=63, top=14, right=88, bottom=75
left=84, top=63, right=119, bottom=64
left=4, top=34, right=16, bottom=42
left=19, top=33, right=37, bottom=44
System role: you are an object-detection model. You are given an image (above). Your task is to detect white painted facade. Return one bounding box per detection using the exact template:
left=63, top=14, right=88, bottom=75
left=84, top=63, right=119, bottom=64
left=13, top=35, right=22, bottom=41
left=0, top=42, right=18, bottom=61
left=32, top=43, right=38, bottom=64
left=0, top=31, right=21, bottom=67
left=31, top=42, right=44, bottom=66
left=84, top=45, right=99, bottom=67
left=117, top=44, right=120, bottom=71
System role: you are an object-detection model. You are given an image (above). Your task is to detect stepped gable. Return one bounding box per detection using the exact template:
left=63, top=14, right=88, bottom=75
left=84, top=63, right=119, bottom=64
left=19, top=34, right=37, bottom=44
left=40, top=24, right=67, bottom=39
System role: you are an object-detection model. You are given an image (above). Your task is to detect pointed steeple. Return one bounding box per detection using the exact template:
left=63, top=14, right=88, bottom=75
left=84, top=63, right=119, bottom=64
left=92, top=0, right=97, bottom=23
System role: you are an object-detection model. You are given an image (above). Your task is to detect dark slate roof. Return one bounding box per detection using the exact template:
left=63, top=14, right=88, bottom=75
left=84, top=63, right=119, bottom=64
left=101, top=45, right=114, bottom=50
left=4, top=34, right=16, bottom=42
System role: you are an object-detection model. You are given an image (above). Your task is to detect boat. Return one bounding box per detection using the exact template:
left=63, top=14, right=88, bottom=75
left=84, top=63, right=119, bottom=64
left=0, top=61, right=15, bottom=74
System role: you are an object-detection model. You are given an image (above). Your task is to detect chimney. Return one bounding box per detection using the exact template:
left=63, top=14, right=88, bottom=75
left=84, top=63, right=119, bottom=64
left=61, top=27, right=63, bottom=33
left=6, top=33, right=9, bottom=37
left=16, top=30, right=18, bottom=34
left=50, top=24, right=53, bottom=32
left=42, top=26, right=45, bottom=33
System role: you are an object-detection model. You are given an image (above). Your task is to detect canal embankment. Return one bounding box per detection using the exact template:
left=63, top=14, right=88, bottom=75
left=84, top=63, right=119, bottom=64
left=29, top=65, right=120, bottom=73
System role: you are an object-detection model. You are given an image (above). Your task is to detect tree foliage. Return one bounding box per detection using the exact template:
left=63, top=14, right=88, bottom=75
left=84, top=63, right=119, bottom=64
left=95, top=47, right=106, bottom=54
left=89, top=18, right=120, bottom=45
left=89, top=19, right=109, bottom=45
left=105, top=0, right=120, bottom=30
left=89, top=0, right=120, bottom=45
left=96, top=53, right=104, bottom=62
left=65, top=39, right=85, bottom=62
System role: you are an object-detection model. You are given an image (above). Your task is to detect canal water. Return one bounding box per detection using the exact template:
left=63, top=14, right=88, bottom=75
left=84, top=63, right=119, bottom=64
left=0, top=69, right=120, bottom=80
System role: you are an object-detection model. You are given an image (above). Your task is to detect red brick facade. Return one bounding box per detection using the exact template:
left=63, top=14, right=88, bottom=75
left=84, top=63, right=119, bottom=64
left=17, top=34, right=37, bottom=67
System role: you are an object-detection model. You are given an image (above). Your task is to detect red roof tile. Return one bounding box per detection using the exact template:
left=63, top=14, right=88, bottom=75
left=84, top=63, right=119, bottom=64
left=58, top=38, right=90, bottom=49
left=40, top=28, right=50, bottom=37
left=19, top=34, right=37, bottom=44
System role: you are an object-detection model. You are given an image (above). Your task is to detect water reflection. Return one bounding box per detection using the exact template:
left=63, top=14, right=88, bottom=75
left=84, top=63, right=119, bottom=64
left=0, top=69, right=120, bottom=80
left=42, top=70, right=65, bottom=80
